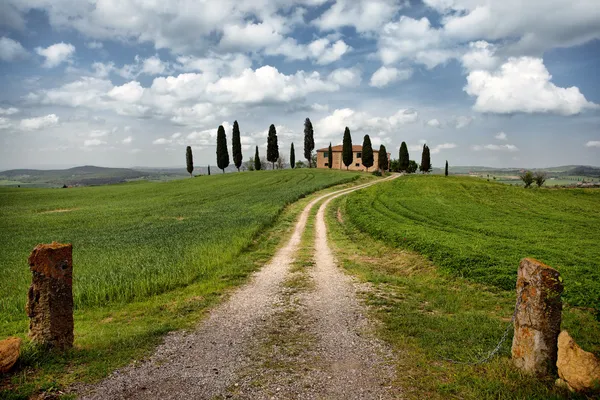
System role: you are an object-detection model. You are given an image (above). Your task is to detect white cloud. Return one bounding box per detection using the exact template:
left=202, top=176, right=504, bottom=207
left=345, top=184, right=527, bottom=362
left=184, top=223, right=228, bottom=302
left=472, top=144, right=519, bottom=152
left=0, top=117, right=12, bottom=129
left=311, top=103, right=329, bottom=112
left=426, top=118, right=441, bottom=128
left=89, top=130, right=108, bottom=137
left=314, top=0, right=402, bottom=32
left=0, top=37, right=28, bottom=61
left=171, top=132, right=181, bottom=139
left=309, top=39, right=350, bottom=65
left=0, top=107, right=19, bottom=115
left=431, top=143, right=457, bottom=154
left=83, top=138, right=106, bottom=147
left=585, top=141, right=600, bottom=148
left=122, top=136, right=133, bottom=144
left=153, top=138, right=171, bottom=145
left=495, top=132, right=507, bottom=140
left=452, top=115, right=473, bottom=129
left=108, top=81, right=145, bottom=103
left=86, top=41, right=103, bottom=49
left=35, top=42, right=75, bottom=68
left=142, top=55, right=169, bottom=75
left=19, top=114, right=59, bottom=130
left=461, top=41, right=499, bottom=71
left=369, top=66, right=413, bottom=88
left=465, top=57, right=598, bottom=115
left=328, top=68, right=361, bottom=87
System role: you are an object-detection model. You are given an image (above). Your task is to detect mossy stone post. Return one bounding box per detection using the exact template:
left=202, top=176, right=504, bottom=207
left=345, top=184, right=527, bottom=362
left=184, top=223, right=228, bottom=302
left=511, top=258, right=563, bottom=376
left=26, top=242, right=74, bottom=349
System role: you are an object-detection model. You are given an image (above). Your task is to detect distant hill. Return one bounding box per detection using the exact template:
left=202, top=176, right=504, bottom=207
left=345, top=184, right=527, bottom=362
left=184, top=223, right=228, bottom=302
left=447, top=165, right=600, bottom=177
left=0, top=166, right=186, bottom=187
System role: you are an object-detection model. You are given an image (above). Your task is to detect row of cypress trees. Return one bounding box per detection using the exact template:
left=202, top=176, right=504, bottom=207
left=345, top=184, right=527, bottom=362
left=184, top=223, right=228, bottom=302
left=339, top=127, right=389, bottom=172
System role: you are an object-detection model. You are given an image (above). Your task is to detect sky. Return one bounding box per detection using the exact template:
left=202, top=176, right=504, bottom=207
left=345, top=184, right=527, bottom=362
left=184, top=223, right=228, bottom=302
left=0, top=0, right=599, bottom=170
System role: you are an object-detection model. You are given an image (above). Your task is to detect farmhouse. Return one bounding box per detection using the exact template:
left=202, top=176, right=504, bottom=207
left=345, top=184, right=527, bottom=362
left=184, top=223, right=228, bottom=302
left=316, top=145, right=391, bottom=171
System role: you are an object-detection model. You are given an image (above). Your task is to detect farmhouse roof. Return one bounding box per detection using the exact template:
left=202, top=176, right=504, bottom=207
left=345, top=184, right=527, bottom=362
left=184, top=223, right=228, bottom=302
left=316, top=145, right=366, bottom=152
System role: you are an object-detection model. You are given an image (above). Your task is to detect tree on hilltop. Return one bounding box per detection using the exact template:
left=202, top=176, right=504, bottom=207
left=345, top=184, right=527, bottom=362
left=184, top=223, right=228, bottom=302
left=254, top=146, right=261, bottom=171
left=267, top=124, right=279, bottom=170
left=362, top=135, right=374, bottom=171
left=378, top=144, right=389, bottom=172
left=520, top=171, right=534, bottom=188
left=342, top=127, right=353, bottom=170
left=399, top=141, right=409, bottom=172
left=328, top=142, right=333, bottom=169
left=420, top=144, right=431, bottom=173
left=216, top=125, right=230, bottom=173
left=232, top=120, right=243, bottom=172
left=186, top=146, right=193, bottom=177
left=290, top=142, right=295, bottom=169
left=445, top=160, right=449, bottom=177
left=304, top=118, right=315, bottom=167
left=407, top=160, right=418, bottom=174
left=534, top=172, right=547, bottom=187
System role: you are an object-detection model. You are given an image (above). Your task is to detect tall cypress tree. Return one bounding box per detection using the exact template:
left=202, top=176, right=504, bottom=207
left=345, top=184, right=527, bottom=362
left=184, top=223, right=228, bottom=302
left=399, top=141, right=409, bottom=172
left=420, top=144, right=431, bottom=173
left=254, top=146, right=261, bottom=171
left=304, top=118, right=314, bottom=168
left=342, top=127, right=353, bottom=170
left=378, top=144, right=389, bottom=172
left=267, top=124, right=279, bottom=170
left=186, top=146, right=193, bottom=177
left=445, top=160, right=449, bottom=176
left=328, top=142, right=333, bottom=169
left=232, top=120, right=242, bottom=172
left=361, top=135, right=374, bottom=171
left=290, top=142, right=295, bottom=169
left=216, top=125, right=230, bottom=173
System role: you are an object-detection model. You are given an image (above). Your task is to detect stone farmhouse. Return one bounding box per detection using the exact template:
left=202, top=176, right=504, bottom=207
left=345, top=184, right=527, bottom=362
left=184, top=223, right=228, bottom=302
left=316, top=145, right=391, bottom=171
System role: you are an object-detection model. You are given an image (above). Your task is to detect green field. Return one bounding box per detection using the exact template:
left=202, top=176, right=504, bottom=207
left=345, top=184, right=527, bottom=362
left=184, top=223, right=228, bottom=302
left=344, top=175, right=600, bottom=309
left=0, top=170, right=358, bottom=324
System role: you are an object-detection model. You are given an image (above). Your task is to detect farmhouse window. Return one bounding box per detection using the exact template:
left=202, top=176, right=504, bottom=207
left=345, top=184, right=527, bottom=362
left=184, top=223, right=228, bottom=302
left=355, top=163, right=360, bottom=167
left=323, top=152, right=328, bottom=158
left=356, top=152, right=362, bottom=158
left=324, top=162, right=329, bottom=166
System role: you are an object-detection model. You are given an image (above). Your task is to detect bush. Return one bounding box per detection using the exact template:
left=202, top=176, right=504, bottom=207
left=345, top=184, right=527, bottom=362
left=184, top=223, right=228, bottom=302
left=519, top=171, right=534, bottom=188
left=372, top=170, right=382, bottom=177
left=534, top=172, right=546, bottom=187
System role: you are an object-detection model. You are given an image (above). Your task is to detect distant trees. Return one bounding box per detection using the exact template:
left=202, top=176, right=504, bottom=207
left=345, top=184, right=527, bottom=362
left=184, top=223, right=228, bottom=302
left=216, top=125, right=230, bottom=173
left=290, top=143, right=295, bottom=169
left=254, top=146, right=261, bottom=171
left=342, top=127, right=353, bottom=170
left=304, top=118, right=315, bottom=168
left=445, top=160, right=449, bottom=177
left=407, top=160, right=418, bottom=174
left=186, top=146, right=193, bottom=177
left=534, top=172, right=546, bottom=188
left=328, top=142, right=333, bottom=169
left=208, top=165, right=211, bottom=175
left=399, top=141, right=409, bottom=172
left=519, top=170, right=534, bottom=188
left=232, top=120, right=243, bottom=172
left=267, top=124, right=279, bottom=170
left=378, top=144, right=389, bottom=172
left=420, top=144, right=431, bottom=173
left=362, top=135, right=374, bottom=171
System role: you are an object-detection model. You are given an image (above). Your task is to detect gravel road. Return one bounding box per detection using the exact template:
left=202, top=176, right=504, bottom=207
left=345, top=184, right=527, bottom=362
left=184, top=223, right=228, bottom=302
left=79, top=176, right=401, bottom=400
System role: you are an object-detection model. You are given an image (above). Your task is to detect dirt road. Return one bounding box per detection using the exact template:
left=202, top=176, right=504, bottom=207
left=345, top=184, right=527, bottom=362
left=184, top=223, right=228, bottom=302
left=81, top=175, right=401, bottom=400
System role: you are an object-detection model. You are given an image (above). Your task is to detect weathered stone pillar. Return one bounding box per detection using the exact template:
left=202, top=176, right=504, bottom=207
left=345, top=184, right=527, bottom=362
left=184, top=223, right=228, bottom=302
left=26, top=242, right=74, bottom=349
left=512, top=258, right=563, bottom=376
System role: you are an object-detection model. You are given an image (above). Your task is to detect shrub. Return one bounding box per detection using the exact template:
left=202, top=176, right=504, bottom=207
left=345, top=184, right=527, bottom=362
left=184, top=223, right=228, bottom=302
left=372, top=170, right=382, bottom=177
left=519, top=171, right=534, bottom=188
left=534, top=172, right=546, bottom=187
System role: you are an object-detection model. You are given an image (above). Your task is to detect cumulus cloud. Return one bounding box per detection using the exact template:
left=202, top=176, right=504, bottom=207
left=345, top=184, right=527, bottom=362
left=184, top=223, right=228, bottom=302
left=0, top=107, right=19, bottom=115
left=328, top=68, right=361, bottom=87
left=452, top=115, right=473, bottom=129
left=89, top=130, right=108, bottom=137
left=0, top=117, right=12, bottom=129
left=472, top=144, right=519, bottom=152
left=19, top=114, right=59, bottom=130
left=369, top=66, right=413, bottom=88
left=122, top=136, right=133, bottom=144
left=495, top=132, right=507, bottom=140
left=152, top=138, right=171, bottom=145
left=83, top=138, right=106, bottom=147
left=431, top=143, right=457, bottom=154
left=314, top=0, right=402, bottom=32
left=461, top=41, right=499, bottom=71
left=465, top=57, right=598, bottom=115
left=86, top=41, right=103, bottom=49
left=585, top=141, right=600, bottom=148
left=426, top=118, right=441, bottom=128
left=0, top=37, right=28, bottom=61
left=35, top=42, right=75, bottom=68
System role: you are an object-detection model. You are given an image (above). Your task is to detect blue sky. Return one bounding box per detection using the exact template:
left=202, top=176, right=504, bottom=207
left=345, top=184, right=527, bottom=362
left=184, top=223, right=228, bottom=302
left=0, top=0, right=599, bottom=169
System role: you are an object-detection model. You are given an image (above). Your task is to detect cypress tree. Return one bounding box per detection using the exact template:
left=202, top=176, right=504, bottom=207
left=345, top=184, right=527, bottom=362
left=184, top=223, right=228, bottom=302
left=361, top=135, right=374, bottom=171
left=304, top=118, right=315, bottom=167
left=378, top=144, right=389, bottom=172
left=420, top=144, right=431, bottom=173
left=186, top=146, right=193, bottom=177
left=216, top=125, right=230, bottom=173
left=399, top=141, right=409, bottom=172
left=328, top=142, right=333, bottom=169
left=445, top=160, right=449, bottom=176
left=232, top=120, right=242, bottom=172
left=254, top=146, right=261, bottom=171
left=290, top=142, right=295, bottom=169
left=208, top=165, right=211, bottom=175
left=267, top=124, right=279, bottom=170
left=342, top=127, right=353, bottom=170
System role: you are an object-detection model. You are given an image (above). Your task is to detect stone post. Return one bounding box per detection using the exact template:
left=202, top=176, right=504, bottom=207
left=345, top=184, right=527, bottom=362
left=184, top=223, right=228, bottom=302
left=26, top=242, right=74, bottom=349
left=511, top=258, right=563, bottom=376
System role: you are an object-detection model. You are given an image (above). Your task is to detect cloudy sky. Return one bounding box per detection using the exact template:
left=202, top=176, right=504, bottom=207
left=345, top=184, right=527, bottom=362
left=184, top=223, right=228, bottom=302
left=1, top=0, right=599, bottom=170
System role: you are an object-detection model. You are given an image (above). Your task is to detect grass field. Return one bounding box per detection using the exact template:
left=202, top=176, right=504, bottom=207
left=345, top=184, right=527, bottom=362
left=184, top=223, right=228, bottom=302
left=344, top=175, right=600, bottom=310
left=0, top=169, right=358, bottom=327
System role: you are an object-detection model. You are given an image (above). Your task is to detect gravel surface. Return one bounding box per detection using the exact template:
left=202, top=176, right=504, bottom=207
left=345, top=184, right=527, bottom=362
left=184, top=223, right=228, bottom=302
left=79, top=176, right=400, bottom=400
